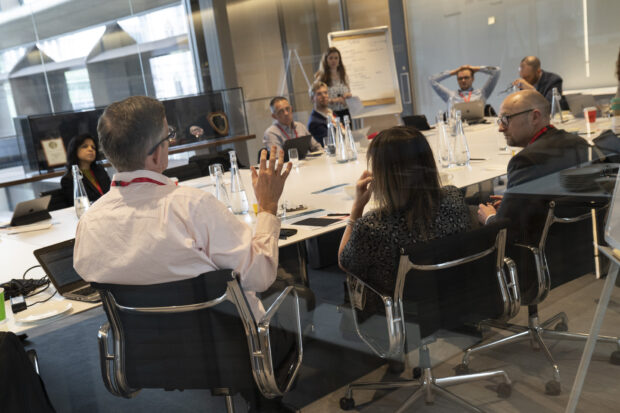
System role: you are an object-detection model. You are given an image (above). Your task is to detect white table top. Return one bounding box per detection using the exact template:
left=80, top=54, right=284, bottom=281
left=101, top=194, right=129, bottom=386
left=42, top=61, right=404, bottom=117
left=1, top=117, right=609, bottom=332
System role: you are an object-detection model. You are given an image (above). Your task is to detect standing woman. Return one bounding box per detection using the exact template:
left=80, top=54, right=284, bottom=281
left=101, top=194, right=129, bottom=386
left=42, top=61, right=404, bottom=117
left=316, top=47, right=352, bottom=120
left=60, top=134, right=111, bottom=204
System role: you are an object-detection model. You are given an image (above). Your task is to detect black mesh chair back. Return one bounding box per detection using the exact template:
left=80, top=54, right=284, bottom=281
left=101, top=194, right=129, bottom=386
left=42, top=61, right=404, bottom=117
left=92, top=270, right=303, bottom=408
left=401, top=218, right=516, bottom=338
left=189, top=152, right=232, bottom=176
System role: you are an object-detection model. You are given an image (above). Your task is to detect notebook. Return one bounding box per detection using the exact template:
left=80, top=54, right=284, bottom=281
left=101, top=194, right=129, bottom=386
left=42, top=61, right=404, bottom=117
left=1, top=195, right=52, bottom=227
left=33, top=239, right=101, bottom=303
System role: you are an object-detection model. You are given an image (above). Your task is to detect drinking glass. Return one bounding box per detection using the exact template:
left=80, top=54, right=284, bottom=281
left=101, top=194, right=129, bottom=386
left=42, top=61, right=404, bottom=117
left=288, top=148, right=299, bottom=167
left=208, top=163, right=224, bottom=182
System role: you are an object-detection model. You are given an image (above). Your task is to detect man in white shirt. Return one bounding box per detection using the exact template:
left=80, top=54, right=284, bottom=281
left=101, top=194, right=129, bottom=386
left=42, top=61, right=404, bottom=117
left=263, top=96, right=322, bottom=152
left=74, top=95, right=292, bottom=320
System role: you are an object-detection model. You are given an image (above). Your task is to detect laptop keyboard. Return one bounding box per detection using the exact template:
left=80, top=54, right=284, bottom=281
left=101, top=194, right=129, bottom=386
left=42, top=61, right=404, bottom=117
left=73, top=286, right=97, bottom=296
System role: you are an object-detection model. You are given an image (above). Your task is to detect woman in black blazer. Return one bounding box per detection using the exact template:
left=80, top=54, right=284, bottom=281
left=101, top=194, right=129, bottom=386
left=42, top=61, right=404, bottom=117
left=60, top=134, right=111, bottom=204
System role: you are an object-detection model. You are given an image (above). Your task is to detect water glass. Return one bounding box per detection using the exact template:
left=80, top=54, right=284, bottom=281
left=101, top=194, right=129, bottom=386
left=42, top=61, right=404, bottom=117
left=288, top=148, right=299, bottom=167
left=208, top=163, right=224, bottom=182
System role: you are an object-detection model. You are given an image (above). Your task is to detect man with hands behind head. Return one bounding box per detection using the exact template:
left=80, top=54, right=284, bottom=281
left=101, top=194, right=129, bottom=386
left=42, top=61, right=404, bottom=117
left=429, top=64, right=501, bottom=104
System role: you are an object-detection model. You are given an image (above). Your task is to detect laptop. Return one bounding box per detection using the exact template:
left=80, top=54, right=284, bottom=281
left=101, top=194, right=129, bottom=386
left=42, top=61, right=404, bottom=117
left=283, top=134, right=313, bottom=161
left=33, top=239, right=101, bottom=303
left=565, top=93, right=597, bottom=118
left=2, top=196, right=52, bottom=227
left=453, top=100, right=485, bottom=122
left=402, top=115, right=431, bottom=131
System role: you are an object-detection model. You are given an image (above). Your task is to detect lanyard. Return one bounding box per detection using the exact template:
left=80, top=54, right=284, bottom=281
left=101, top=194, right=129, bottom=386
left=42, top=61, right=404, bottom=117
left=529, top=125, right=554, bottom=145
left=111, top=177, right=167, bottom=187
left=275, top=123, right=298, bottom=140
left=458, top=90, right=472, bottom=102
left=83, top=168, right=103, bottom=195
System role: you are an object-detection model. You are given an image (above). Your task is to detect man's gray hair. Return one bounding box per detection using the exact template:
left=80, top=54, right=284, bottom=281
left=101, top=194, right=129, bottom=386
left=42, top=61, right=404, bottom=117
left=309, top=80, right=327, bottom=100
left=97, top=96, right=166, bottom=172
left=269, top=96, right=289, bottom=113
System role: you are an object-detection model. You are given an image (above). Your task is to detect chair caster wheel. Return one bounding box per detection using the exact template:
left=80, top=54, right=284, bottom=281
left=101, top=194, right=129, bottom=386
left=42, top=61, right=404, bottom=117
left=610, top=350, right=620, bottom=365
left=339, top=397, right=355, bottom=410
left=412, top=367, right=422, bottom=379
left=454, top=363, right=470, bottom=375
left=388, top=359, right=405, bottom=374
left=545, top=380, right=561, bottom=396
left=554, top=322, right=568, bottom=332
left=497, top=382, right=512, bottom=398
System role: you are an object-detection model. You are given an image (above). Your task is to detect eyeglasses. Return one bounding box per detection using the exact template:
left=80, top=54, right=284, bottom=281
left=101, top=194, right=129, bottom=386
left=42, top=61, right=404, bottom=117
left=147, top=127, right=176, bottom=155
left=275, top=106, right=293, bottom=116
left=457, top=76, right=472, bottom=81
left=496, top=109, right=534, bottom=127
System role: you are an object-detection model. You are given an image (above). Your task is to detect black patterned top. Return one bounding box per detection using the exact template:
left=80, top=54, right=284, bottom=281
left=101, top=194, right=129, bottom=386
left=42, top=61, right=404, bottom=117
left=339, top=186, right=471, bottom=314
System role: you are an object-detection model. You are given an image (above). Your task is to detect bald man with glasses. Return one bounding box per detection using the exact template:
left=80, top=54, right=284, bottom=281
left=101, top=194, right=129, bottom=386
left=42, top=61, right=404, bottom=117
left=477, top=90, right=589, bottom=242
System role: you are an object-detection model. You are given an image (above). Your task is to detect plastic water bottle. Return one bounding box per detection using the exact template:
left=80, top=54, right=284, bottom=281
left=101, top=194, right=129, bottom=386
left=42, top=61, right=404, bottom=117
left=550, top=87, right=564, bottom=125
left=72, top=165, right=90, bottom=218
left=335, top=117, right=348, bottom=163
left=344, top=115, right=358, bottom=161
left=228, top=151, right=248, bottom=214
left=436, top=112, right=453, bottom=168
left=325, top=116, right=337, bottom=156
left=453, top=111, right=470, bottom=166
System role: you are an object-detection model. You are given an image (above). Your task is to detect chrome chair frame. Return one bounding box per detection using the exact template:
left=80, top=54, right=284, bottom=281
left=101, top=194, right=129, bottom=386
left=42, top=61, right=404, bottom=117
left=97, top=271, right=303, bottom=411
left=462, top=201, right=620, bottom=395
left=341, top=227, right=519, bottom=412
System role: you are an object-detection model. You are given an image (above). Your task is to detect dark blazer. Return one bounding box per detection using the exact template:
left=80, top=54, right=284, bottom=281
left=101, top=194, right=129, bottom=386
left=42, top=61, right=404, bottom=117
left=307, top=109, right=327, bottom=147
left=494, top=127, right=590, bottom=243
left=536, top=71, right=568, bottom=109
left=61, top=163, right=111, bottom=204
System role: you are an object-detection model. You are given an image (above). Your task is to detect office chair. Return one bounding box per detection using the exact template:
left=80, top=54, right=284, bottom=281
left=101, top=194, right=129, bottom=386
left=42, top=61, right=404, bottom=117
left=340, top=219, right=519, bottom=412
left=460, top=201, right=620, bottom=395
left=162, top=161, right=203, bottom=182
left=39, top=188, right=70, bottom=211
left=189, top=152, right=232, bottom=176
left=93, top=270, right=302, bottom=412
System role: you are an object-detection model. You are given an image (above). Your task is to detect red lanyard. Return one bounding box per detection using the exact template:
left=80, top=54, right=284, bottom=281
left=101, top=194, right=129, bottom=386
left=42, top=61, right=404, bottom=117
left=275, top=124, right=298, bottom=140
left=459, top=90, right=472, bottom=102
left=111, top=177, right=167, bottom=187
left=529, top=125, right=554, bottom=145
left=84, top=168, right=103, bottom=195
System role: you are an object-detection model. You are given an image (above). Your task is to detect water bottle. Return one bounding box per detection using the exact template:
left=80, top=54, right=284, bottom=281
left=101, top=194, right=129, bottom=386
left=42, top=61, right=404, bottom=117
left=550, top=87, right=564, bottom=125
left=453, top=111, right=471, bottom=166
left=436, top=112, right=453, bottom=168
left=344, top=115, right=358, bottom=161
left=325, top=116, right=337, bottom=156
left=228, top=151, right=249, bottom=214
left=212, top=164, right=231, bottom=210
left=72, top=165, right=90, bottom=218
left=335, top=117, right=348, bottom=163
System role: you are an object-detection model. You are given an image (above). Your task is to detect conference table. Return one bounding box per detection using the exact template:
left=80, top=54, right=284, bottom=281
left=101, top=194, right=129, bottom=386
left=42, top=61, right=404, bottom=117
left=0, top=116, right=611, bottom=335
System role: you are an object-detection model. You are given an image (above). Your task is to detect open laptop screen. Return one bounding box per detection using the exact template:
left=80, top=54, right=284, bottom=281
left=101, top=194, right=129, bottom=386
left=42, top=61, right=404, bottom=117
left=34, top=239, right=84, bottom=292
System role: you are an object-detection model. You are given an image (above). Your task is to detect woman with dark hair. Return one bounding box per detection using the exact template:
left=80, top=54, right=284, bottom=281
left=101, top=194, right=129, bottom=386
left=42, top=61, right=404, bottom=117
left=315, top=47, right=352, bottom=120
left=60, top=134, right=111, bottom=204
left=338, top=126, right=471, bottom=314
left=612, top=47, right=620, bottom=118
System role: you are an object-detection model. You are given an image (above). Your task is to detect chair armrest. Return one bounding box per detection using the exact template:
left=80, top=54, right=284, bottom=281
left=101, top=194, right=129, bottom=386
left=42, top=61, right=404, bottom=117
left=254, top=286, right=303, bottom=398
left=345, top=272, right=405, bottom=359
left=502, top=256, right=521, bottom=319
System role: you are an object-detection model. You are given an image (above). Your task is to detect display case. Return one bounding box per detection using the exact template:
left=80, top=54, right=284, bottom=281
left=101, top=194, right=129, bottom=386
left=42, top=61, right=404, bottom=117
left=14, top=87, right=248, bottom=174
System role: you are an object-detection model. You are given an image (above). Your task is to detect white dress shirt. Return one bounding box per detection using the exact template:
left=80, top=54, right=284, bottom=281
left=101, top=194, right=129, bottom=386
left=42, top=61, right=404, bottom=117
left=74, top=170, right=281, bottom=319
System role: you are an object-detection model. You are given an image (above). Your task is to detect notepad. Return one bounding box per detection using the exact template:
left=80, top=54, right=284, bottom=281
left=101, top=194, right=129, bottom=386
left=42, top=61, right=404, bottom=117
left=292, top=217, right=341, bottom=227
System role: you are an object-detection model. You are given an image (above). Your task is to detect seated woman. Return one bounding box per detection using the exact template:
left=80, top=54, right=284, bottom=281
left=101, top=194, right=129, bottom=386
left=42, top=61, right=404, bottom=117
left=60, top=134, right=111, bottom=204
left=338, top=126, right=471, bottom=315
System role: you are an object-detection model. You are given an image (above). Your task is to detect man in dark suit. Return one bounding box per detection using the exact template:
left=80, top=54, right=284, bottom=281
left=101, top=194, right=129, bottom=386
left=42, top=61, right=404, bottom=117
left=477, top=90, right=589, bottom=242
left=513, top=56, right=567, bottom=108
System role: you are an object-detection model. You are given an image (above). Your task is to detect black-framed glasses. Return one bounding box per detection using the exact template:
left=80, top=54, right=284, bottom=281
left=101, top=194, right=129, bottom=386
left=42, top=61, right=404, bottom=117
left=147, top=127, right=176, bottom=155
left=496, top=109, right=534, bottom=127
